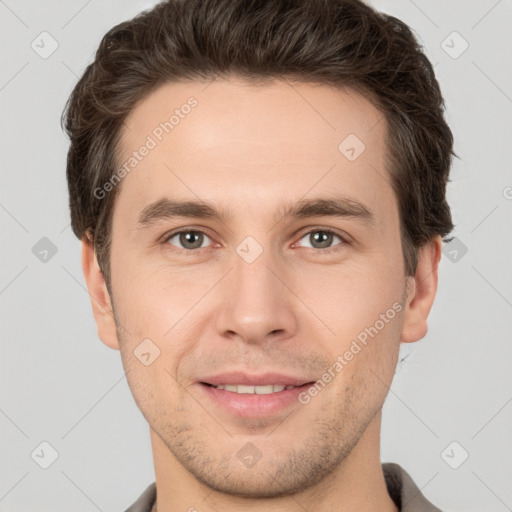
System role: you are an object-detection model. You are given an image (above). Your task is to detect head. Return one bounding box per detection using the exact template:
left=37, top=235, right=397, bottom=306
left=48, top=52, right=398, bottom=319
left=63, top=0, right=455, bottom=501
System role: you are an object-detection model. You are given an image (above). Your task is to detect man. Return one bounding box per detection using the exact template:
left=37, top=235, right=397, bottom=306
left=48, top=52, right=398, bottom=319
left=62, top=0, right=455, bottom=510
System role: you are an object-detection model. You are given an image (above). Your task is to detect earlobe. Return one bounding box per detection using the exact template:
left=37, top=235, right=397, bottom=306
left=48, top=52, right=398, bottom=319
left=400, top=236, right=442, bottom=344
left=81, top=234, right=120, bottom=350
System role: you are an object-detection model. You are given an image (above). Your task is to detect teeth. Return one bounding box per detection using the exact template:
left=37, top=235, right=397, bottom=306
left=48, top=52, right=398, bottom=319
left=214, top=384, right=295, bottom=394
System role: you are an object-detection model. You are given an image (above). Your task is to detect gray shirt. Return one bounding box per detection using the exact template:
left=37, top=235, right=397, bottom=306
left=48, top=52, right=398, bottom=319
left=125, top=462, right=443, bottom=511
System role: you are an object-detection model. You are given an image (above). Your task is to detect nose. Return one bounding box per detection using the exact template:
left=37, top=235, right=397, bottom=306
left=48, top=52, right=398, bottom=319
left=213, top=245, right=298, bottom=346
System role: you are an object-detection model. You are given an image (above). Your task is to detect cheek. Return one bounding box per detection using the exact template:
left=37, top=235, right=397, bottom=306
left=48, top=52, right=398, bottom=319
left=301, top=259, right=404, bottom=397
left=111, top=262, right=213, bottom=383
left=297, top=259, right=404, bottom=341
left=111, top=258, right=197, bottom=336
left=113, top=247, right=404, bottom=345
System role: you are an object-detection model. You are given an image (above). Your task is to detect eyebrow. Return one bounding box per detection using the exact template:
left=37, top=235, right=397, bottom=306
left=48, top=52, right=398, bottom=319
left=135, top=195, right=374, bottom=228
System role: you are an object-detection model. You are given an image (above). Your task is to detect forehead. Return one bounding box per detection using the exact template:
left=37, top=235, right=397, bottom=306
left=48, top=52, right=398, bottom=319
left=121, top=77, right=385, bottom=154
left=114, top=77, right=395, bottom=230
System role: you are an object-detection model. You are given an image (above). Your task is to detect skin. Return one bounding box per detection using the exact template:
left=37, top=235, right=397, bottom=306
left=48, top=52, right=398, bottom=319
left=82, top=77, right=441, bottom=511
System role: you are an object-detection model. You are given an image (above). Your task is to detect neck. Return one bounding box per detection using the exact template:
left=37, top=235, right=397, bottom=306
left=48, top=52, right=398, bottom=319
left=149, top=412, right=398, bottom=512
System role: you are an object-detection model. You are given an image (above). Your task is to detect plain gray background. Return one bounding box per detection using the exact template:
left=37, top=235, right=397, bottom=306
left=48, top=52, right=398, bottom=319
left=1, top=0, right=511, bottom=510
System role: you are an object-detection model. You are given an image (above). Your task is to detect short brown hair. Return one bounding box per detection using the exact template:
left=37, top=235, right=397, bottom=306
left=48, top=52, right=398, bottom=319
left=62, top=0, right=456, bottom=290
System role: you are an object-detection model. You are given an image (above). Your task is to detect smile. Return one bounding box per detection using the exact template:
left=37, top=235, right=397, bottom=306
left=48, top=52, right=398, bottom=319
left=205, top=384, right=298, bottom=394
left=198, top=381, right=315, bottom=418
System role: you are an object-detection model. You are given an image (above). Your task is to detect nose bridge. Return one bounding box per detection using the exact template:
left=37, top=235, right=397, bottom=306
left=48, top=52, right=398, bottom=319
left=214, top=238, right=297, bottom=343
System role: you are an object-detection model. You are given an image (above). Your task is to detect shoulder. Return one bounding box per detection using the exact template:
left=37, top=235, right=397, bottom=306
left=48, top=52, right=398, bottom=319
left=124, top=482, right=156, bottom=512
left=383, top=462, right=444, bottom=512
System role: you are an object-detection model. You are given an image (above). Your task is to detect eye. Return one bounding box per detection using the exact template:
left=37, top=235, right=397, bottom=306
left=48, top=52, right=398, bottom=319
left=162, top=227, right=348, bottom=256
left=295, top=228, right=346, bottom=254
left=164, top=229, right=213, bottom=252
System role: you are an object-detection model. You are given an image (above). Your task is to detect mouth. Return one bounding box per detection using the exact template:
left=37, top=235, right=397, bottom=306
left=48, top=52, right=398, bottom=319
left=197, top=379, right=316, bottom=418
left=201, top=382, right=307, bottom=394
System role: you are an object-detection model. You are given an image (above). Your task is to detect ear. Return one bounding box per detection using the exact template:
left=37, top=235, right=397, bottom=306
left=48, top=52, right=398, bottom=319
left=81, top=234, right=120, bottom=350
left=401, top=236, right=442, bottom=343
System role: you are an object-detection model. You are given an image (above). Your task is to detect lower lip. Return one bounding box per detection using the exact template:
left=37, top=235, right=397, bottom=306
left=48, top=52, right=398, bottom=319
left=197, top=383, right=314, bottom=418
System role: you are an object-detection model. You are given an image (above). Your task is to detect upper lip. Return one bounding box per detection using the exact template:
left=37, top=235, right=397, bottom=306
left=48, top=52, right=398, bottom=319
left=199, top=371, right=316, bottom=387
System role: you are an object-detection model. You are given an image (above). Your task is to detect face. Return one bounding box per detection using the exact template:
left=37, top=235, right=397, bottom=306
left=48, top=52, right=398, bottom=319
left=87, top=77, right=432, bottom=498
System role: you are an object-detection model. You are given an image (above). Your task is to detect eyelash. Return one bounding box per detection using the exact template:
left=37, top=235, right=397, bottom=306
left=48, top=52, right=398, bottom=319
left=161, top=227, right=349, bottom=256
